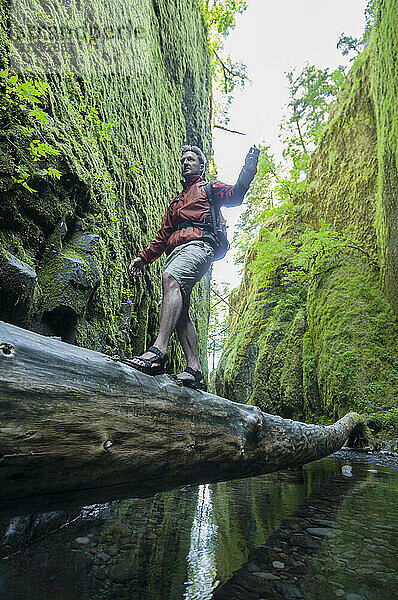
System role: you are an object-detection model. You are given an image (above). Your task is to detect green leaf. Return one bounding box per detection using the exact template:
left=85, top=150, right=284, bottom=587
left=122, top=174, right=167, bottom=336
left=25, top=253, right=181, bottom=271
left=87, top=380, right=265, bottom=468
left=22, top=181, right=38, bottom=193
left=43, top=167, right=62, bottom=179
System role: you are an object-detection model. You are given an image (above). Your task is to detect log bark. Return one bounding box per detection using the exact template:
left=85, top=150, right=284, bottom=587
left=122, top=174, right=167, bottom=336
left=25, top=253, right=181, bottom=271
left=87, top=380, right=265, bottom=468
left=0, top=320, right=363, bottom=516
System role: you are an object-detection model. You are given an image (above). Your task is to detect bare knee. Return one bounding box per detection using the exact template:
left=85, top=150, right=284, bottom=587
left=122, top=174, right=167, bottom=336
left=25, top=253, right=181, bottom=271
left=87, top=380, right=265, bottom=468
left=162, top=272, right=180, bottom=292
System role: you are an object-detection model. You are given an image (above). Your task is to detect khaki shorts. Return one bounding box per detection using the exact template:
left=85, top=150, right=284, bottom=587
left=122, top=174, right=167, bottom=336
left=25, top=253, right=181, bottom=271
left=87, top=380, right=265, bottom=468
left=160, top=240, right=214, bottom=307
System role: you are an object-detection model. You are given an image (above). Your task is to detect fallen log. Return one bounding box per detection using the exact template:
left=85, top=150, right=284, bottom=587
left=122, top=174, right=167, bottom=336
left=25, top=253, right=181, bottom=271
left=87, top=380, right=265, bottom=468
left=0, top=320, right=363, bottom=515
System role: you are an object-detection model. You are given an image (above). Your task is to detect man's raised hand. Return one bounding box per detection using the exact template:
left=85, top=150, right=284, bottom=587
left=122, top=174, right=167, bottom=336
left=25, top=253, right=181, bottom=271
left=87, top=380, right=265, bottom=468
left=129, top=257, right=145, bottom=277
left=244, top=145, right=260, bottom=174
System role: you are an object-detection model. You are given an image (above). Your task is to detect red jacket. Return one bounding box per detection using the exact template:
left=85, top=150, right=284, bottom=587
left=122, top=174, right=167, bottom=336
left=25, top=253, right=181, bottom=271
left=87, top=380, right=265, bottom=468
left=138, top=172, right=253, bottom=264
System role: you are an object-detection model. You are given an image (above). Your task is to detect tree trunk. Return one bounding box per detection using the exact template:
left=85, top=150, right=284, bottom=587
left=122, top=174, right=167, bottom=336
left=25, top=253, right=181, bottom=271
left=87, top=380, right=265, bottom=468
left=0, top=320, right=363, bottom=516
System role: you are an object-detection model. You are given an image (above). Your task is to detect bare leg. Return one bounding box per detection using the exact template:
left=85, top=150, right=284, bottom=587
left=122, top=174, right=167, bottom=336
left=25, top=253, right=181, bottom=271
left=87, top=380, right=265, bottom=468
left=131, top=272, right=183, bottom=368
left=175, top=306, right=202, bottom=381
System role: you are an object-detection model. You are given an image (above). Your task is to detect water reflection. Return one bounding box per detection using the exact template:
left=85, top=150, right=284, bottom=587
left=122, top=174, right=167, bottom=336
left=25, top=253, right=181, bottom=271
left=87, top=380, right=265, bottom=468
left=213, top=468, right=364, bottom=598
left=184, top=485, right=217, bottom=600
left=0, top=452, right=397, bottom=600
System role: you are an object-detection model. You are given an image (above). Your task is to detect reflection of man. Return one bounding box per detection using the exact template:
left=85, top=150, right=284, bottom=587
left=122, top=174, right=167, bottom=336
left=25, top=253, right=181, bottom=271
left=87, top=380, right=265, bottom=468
left=123, top=145, right=259, bottom=390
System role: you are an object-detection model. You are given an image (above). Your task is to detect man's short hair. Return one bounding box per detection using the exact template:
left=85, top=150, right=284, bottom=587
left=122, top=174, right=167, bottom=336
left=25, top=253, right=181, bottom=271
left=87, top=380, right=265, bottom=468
left=181, top=145, right=206, bottom=169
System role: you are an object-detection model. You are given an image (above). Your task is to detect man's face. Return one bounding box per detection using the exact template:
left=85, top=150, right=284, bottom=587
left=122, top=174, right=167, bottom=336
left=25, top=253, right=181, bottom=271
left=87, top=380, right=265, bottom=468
left=181, top=151, right=204, bottom=178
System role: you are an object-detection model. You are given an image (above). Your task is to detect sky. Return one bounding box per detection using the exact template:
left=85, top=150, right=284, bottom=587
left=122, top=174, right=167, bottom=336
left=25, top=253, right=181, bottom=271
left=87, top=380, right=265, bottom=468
left=211, top=0, right=369, bottom=289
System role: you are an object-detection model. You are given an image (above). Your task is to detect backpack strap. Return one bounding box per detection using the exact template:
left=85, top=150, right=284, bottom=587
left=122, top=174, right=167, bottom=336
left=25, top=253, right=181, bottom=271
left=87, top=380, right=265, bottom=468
left=169, top=192, right=179, bottom=205
left=204, top=181, right=212, bottom=202
left=204, top=182, right=218, bottom=241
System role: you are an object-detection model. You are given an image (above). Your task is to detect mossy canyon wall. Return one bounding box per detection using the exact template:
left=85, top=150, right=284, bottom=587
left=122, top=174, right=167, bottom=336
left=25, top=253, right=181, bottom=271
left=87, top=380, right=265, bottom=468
left=0, top=0, right=212, bottom=372
left=214, top=0, right=398, bottom=433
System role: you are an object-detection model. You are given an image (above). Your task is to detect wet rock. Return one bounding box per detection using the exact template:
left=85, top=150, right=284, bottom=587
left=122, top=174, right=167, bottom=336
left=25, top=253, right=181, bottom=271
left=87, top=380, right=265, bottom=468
left=224, top=583, right=258, bottom=600
left=254, top=572, right=280, bottom=580
left=233, top=570, right=272, bottom=594
left=288, top=524, right=302, bottom=532
left=366, top=544, right=377, bottom=551
left=246, top=562, right=260, bottom=572
left=356, top=568, right=372, bottom=575
left=342, top=551, right=356, bottom=558
left=312, top=519, right=334, bottom=527
left=289, top=563, right=307, bottom=576
left=297, top=536, right=320, bottom=550
left=110, top=522, right=131, bottom=537
left=306, top=527, right=333, bottom=537
left=98, top=552, right=111, bottom=562
left=372, top=537, right=387, bottom=545
left=72, top=232, right=100, bottom=254
left=119, top=536, right=130, bottom=546
left=273, top=581, right=303, bottom=598
left=75, top=536, right=90, bottom=544
left=94, top=567, right=107, bottom=580
left=272, top=560, right=285, bottom=569
left=38, top=230, right=100, bottom=341
left=109, top=561, right=135, bottom=583
left=358, top=584, right=375, bottom=597
left=270, top=549, right=284, bottom=561
left=0, top=250, right=37, bottom=325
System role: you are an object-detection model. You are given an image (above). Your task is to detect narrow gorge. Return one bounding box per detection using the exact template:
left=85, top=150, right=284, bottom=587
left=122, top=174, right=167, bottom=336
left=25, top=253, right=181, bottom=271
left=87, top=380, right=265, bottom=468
left=214, top=0, right=398, bottom=438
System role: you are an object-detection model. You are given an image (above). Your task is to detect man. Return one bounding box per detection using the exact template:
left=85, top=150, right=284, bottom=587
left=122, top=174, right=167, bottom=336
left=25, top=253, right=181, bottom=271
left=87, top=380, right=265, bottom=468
left=124, top=144, right=259, bottom=390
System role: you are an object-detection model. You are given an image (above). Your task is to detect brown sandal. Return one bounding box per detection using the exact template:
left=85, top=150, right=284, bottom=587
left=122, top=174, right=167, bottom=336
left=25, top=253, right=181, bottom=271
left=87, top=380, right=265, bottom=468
left=171, top=367, right=207, bottom=391
left=115, top=346, right=166, bottom=375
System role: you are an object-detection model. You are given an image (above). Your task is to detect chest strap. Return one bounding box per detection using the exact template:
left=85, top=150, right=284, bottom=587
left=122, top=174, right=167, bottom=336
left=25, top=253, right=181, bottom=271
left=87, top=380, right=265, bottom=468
left=173, top=182, right=217, bottom=233
left=176, top=220, right=212, bottom=231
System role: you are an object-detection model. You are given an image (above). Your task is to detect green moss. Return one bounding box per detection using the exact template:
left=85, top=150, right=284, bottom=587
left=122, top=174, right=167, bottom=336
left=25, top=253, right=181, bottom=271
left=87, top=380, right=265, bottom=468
left=0, top=231, right=36, bottom=266
left=279, top=308, right=306, bottom=419
left=302, top=330, right=321, bottom=416
left=367, top=408, right=398, bottom=437
left=215, top=230, right=308, bottom=417
left=307, top=247, right=398, bottom=418
left=369, top=0, right=398, bottom=314
left=216, top=218, right=398, bottom=433
left=307, top=50, right=378, bottom=259
left=248, top=290, right=306, bottom=417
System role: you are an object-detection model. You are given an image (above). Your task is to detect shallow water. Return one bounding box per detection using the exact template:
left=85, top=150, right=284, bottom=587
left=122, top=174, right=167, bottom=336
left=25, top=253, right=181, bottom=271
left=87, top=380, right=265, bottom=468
left=0, top=450, right=397, bottom=600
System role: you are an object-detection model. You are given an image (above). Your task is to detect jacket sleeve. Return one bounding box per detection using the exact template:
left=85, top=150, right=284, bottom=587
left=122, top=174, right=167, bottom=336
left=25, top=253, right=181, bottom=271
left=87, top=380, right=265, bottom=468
left=211, top=166, right=256, bottom=208
left=138, top=204, right=175, bottom=264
